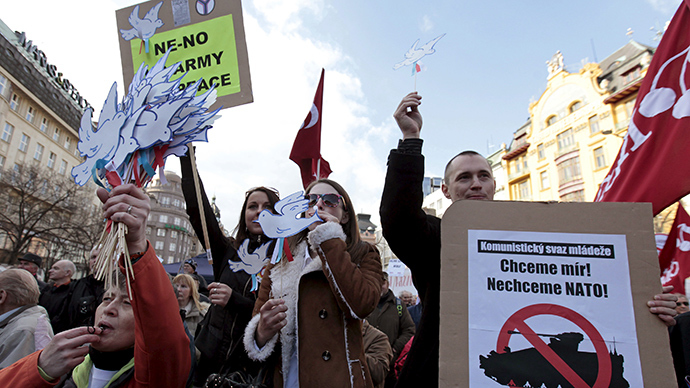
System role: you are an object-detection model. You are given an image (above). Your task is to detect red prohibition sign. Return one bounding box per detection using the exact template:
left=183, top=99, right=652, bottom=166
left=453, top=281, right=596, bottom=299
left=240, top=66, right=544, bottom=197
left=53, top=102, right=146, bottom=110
left=496, top=304, right=612, bottom=388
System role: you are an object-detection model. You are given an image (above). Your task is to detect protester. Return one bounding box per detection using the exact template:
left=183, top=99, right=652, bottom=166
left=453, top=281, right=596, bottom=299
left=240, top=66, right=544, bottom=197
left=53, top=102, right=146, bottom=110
left=182, top=258, right=209, bottom=297
left=244, top=178, right=382, bottom=387
left=173, top=273, right=209, bottom=338
left=65, top=246, right=105, bottom=330
left=17, top=253, right=46, bottom=289
left=381, top=92, right=679, bottom=388
left=398, top=291, right=415, bottom=308
left=0, top=183, right=192, bottom=387
left=675, top=293, right=690, bottom=315
left=180, top=153, right=278, bottom=386
left=39, top=259, right=76, bottom=333
left=362, top=320, right=393, bottom=388
left=366, top=272, right=415, bottom=388
left=0, top=268, right=53, bottom=368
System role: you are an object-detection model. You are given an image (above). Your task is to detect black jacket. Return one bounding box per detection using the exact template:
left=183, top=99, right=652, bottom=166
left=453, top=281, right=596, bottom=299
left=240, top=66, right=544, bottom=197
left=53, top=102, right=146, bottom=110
left=66, top=274, right=105, bottom=329
left=39, top=281, right=75, bottom=334
left=380, top=141, right=441, bottom=388
left=180, top=154, right=264, bottom=384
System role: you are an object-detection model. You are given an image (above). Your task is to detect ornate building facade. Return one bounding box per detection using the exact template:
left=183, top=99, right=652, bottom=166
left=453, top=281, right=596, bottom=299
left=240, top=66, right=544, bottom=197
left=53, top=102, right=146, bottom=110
left=502, top=42, right=654, bottom=203
left=145, top=171, right=196, bottom=264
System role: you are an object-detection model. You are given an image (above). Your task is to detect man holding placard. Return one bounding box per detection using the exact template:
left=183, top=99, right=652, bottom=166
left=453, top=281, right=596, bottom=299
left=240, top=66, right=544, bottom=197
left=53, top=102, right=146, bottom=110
left=380, top=92, right=678, bottom=388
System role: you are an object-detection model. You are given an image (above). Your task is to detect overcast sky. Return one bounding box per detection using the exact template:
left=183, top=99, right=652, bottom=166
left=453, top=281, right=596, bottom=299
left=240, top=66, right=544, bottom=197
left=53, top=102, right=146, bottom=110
left=2, top=0, right=678, bottom=230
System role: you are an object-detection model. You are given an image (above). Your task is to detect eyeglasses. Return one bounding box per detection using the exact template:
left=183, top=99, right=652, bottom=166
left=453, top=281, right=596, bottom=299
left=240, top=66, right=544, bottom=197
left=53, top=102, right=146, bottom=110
left=306, top=193, right=344, bottom=208
left=678, top=301, right=689, bottom=307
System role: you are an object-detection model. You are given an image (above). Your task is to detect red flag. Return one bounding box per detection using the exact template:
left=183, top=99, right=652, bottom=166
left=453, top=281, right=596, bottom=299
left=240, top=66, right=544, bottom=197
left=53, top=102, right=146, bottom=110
left=595, top=0, right=690, bottom=215
left=660, top=204, right=690, bottom=294
left=289, top=68, right=332, bottom=189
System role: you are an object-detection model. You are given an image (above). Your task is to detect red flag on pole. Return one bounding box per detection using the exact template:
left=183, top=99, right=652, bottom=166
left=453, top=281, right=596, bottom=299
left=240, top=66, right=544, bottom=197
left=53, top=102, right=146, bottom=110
left=290, top=68, right=332, bottom=189
left=660, top=204, right=690, bottom=294
left=594, top=0, right=690, bottom=215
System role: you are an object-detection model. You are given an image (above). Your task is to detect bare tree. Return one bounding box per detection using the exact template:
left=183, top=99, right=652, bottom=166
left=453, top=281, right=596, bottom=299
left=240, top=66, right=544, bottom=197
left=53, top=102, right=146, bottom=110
left=0, top=164, right=102, bottom=271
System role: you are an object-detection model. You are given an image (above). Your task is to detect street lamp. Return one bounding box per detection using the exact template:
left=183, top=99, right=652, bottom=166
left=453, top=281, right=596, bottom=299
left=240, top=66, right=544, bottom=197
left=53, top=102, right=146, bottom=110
left=601, top=129, right=626, bottom=138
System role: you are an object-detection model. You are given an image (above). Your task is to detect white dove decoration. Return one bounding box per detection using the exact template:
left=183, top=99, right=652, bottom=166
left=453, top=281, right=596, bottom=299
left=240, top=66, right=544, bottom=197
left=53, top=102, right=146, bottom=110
left=393, top=34, right=446, bottom=70
left=71, top=47, right=220, bottom=189
left=120, top=1, right=164, bottom=53
left=230, top=239, right=272, bottom=291
left=256, top=191, right=322, bottom=239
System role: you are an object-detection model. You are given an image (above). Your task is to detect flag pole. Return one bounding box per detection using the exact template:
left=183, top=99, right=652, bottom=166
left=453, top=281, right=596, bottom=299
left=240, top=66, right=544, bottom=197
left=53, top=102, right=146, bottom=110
left=316, top=158, right=321, bottom=180
left=189, top=146, right=213, bottom=264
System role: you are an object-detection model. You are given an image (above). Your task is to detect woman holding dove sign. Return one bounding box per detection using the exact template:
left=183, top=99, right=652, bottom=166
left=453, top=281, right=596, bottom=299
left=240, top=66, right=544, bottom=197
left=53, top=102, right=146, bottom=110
left=244, top=178, right=383, bottom=388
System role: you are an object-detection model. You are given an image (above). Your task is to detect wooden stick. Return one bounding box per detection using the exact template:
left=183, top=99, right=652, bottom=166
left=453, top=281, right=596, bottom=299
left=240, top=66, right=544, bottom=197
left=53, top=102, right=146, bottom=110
left=189, top=146, right=213, bottom=263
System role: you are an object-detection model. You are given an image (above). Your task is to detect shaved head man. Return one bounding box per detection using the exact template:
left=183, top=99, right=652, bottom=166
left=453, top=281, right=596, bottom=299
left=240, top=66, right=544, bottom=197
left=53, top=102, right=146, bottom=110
left=39, top=260, right=76, bottom=333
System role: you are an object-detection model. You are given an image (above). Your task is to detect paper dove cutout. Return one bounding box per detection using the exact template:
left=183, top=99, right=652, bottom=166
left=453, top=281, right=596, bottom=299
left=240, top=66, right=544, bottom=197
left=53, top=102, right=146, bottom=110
left=120, top=1, right=164, bottom=53
left=393, top=34, right=446, bottom=70
left=230, top=239, right=272, bottom=291
left=72, top=48, right=221, bottom=189
left=256, top=191, right=322, bottom=239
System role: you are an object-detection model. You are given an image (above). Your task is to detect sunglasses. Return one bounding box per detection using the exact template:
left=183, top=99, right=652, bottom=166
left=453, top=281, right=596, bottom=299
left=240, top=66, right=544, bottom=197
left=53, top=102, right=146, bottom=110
left=678, top=301, right=689, bottom=307
left=306, top=193, right=344, bottom=208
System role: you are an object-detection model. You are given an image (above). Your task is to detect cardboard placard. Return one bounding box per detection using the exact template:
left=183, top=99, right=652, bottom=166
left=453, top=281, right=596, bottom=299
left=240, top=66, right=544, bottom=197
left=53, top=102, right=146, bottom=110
left=116, top=0, right=252, bottom=111
left=440, top=200, right=675, bottom=387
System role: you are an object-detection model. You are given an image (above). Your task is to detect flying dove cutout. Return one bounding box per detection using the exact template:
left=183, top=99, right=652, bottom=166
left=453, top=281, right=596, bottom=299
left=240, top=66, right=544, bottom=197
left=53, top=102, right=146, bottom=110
left=256, top=191, right=322, bottom=239
left=230, top=239, right=272, bottom=291
left=72, top=48, right=221, bottom=188
left=393, top=34, right=446, bottom=70
left=120, top=1, right=164, bottom=53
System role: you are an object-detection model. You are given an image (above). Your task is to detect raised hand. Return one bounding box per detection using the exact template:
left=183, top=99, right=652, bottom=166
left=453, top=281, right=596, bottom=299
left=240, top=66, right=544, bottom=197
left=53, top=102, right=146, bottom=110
left=393, top=92, right=423, bottom=139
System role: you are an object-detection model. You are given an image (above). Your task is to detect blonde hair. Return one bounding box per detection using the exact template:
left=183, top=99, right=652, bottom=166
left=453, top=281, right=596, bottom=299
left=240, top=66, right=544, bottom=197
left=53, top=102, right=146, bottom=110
left=173, top=274, right=202, bottom=312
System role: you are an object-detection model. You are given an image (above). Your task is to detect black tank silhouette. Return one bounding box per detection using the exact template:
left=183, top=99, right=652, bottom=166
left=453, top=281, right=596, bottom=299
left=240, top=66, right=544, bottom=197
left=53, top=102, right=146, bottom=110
left=479, top=331, right=629, bottom=388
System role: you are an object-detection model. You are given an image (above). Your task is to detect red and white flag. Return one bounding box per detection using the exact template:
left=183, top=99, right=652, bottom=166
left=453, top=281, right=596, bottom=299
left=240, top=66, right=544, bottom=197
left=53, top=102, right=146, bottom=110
left=289, top=68, right=332, bottom=189
left=660, top=204, right=690, bottom=294
left=594, top=0, right=690, bottom=215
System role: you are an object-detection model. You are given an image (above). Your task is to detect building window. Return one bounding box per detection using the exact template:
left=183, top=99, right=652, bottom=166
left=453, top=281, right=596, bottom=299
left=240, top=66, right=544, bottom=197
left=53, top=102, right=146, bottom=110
left=169, top=243, right=176, bottom=252
left=594, top=147, right=606, bottom=169
left=561, top=189, right=585, bottom=202
left=173, top=199, right=180, bottom=207
left=173, top=217, right=180, bottom=226
left=159, top=215, right=168, bottom=223
left=157, top=228, right=166, bottom=237
left=546, top=115, right=557, bottom=127
left=588, top=115, right=600, bottom=134
left=569, top=101, right=583, bottom=113
left=557, top=128, right=575, bottom=151
left=557, top=156, right=582, bottom=186
left=58, top=159, right=67, bottom=175
left=1, top=123, right=13, bottom=143
left=155, top=241, right=164, bottom=251
left=40, top=118, right=48, bottom=132
left=512, top=179, right=530, bottom=200
left=10, top=94, right=19, bottom=111
left=64, top=137, right=71, bottom=150
left=53, top=128, right=60, bottom=142
left=34, top=143, right=44, bottom=161
left=146, top=227, right=152, bottom=235
left=537, top=144, right=545, bottom=160
left=0, top=74, right=6, bottom=96
left=540, top=170, right=550, bottom=190
left=26, top=106, right=35, bottom=123
left=47, top=152, right=56, bottom=168
left=160, top=196, right=170, bottom=205
left=171, top=230, right=178, bottom=238
left=19, top=133, right=30, bottom=152
left=623, top=67, right=641, bottom=85
left=0, top=155, right=5, bottom=170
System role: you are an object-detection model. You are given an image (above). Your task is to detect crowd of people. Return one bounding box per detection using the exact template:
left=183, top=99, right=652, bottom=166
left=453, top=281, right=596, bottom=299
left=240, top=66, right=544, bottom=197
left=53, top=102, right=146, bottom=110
left=0, top=92, right=683, bottom=388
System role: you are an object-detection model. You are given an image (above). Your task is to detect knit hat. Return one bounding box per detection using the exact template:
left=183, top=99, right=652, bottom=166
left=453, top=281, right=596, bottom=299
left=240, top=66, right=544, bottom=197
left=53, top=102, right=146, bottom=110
left=184, top=258, right=197, bottom=271
left=20, top=253, right=42, bottom=267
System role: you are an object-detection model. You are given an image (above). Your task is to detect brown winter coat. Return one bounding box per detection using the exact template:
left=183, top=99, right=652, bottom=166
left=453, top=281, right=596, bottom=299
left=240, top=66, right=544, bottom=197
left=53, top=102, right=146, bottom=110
left=244, top=222, right=383, bottom=388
